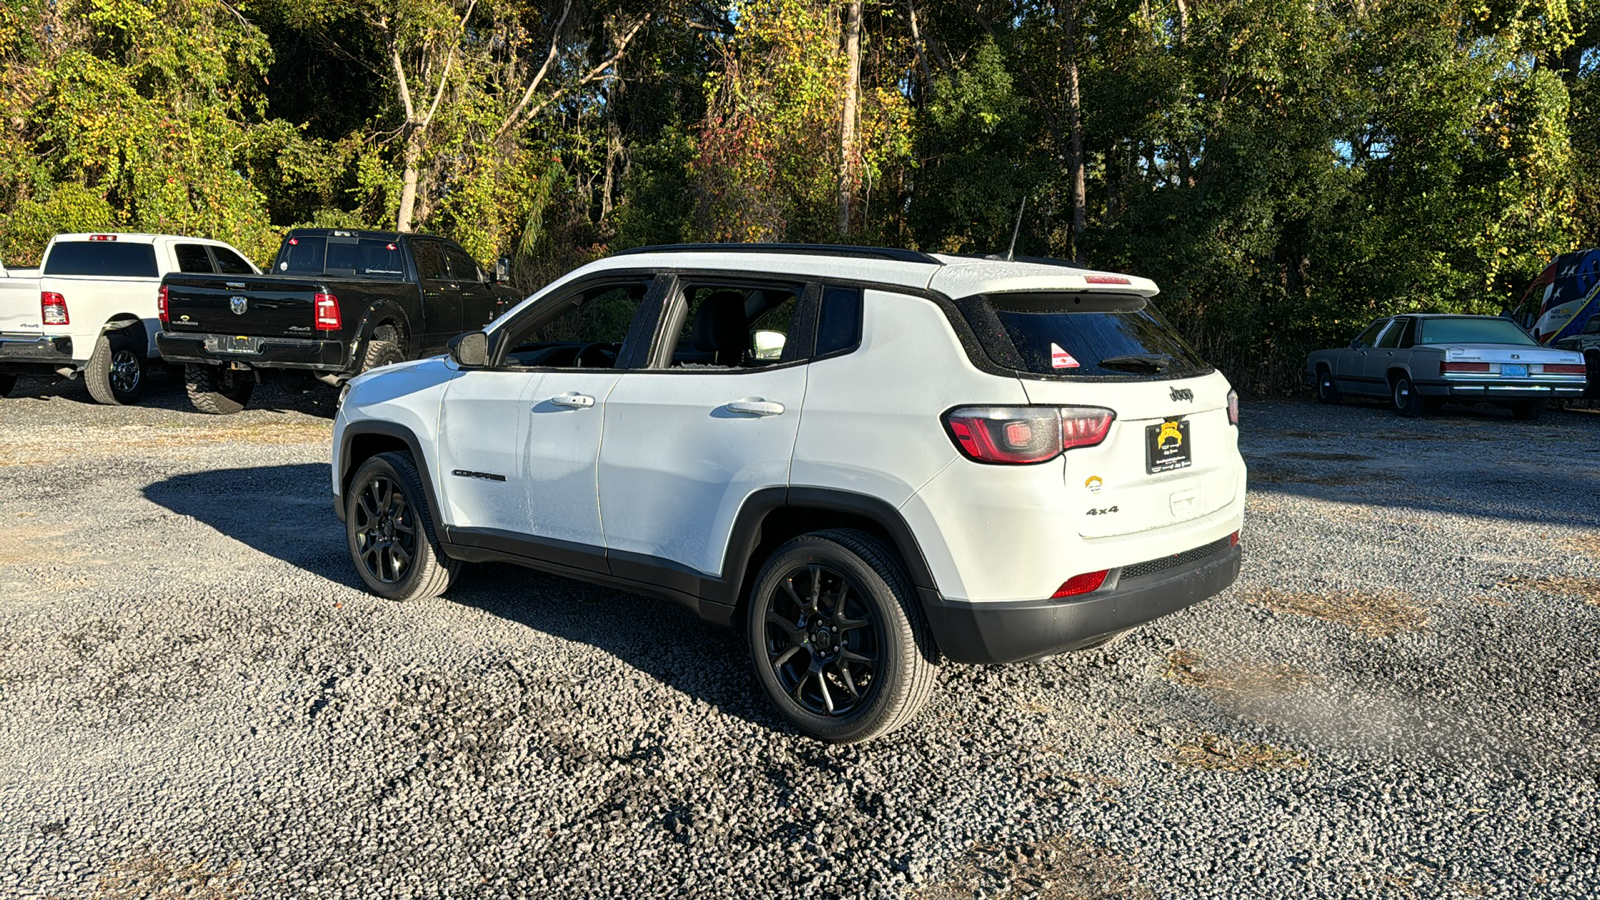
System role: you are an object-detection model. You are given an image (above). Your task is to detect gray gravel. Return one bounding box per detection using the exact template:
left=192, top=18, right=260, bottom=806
left=2, top=373, right=1598, bottom=899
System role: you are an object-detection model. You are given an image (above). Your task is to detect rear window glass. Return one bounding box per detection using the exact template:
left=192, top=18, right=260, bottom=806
left=43, top=242, right=159, bottom=278
left=174, top=244, right=214, bottom=273
left=953, top=292, right=1211, bottom=378
left=275, top=236, right=406, bottom=279
left=212, top=247, right=255, bottom=275
left=1417, top=317, right=1537, bottom=346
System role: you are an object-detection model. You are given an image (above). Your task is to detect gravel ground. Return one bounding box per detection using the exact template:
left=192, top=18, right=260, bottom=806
left=1, top=372, right=1598, bottom=899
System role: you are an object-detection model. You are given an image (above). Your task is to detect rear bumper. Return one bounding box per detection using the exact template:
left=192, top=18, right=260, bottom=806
left=157, top=332, right=350, bottom=373
left=0, top=334, right=78, bottom=375
left=1413, top=378, right=1585, bottom=399
left=921, top=541, right=1241, bottom=664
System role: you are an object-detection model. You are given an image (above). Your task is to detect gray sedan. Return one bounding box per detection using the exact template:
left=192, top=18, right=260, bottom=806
left=1304, top=314, right=1587, bottom=419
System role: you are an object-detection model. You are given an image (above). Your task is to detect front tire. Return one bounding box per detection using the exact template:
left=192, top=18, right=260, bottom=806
left=185, top=364, right=254, bottom=414
left=1314, top=367, right=1341, bottom=405
left=85, top=331, right=146, bottom=405
left=346, top=452, right=458, bottom=601
left=747, top=529, right=939, bottom=743
left=1391, top=374, right=1424, bottom=418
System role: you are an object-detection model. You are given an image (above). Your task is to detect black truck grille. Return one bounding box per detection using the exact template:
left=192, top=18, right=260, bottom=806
left=1120, top=536, right=1233, bottom=581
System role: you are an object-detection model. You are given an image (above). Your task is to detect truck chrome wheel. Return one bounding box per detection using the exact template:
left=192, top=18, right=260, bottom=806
left=351, top=473, right=418, bottom=585
left=763, top=562, right=883, bottom=718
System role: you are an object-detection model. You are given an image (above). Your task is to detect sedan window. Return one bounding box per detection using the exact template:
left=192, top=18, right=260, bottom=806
left=1353, top=320, right=1386, bottom=347
left=1417, top=318, right=1538, bottom=346
left=1375, top=319, right=1404, bottom=349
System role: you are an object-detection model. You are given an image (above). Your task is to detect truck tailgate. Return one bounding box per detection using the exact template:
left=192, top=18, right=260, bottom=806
left=162, top=274, right=326, bottom=339
left=0, top=275, right=42, bottom=334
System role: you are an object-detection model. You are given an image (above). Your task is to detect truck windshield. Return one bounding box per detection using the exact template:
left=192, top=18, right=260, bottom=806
left=276, top=236, right=407, bottom=280
left=43, top=242, right=159, bottom=278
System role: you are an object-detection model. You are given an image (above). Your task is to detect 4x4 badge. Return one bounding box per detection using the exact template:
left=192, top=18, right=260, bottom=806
left=1170, top=387, right=1193, bottom=402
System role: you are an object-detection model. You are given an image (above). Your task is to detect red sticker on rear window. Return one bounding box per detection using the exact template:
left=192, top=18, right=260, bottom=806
left=1051, top=343, right=1080, bottom=369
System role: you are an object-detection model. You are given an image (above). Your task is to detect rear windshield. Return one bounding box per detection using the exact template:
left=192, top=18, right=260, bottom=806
left=274, top=236, right=407, bottom=279
left=43, top=241, right=159, bottom=278
left=1417, top=317, right=1537, bottom=346
left=952, top=292, right=1211, bottom=378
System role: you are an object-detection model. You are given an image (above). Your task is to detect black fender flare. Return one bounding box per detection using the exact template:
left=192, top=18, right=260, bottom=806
left=335, top=421, right=441, bottom=526
left=351, top=299, right=413, bottom=361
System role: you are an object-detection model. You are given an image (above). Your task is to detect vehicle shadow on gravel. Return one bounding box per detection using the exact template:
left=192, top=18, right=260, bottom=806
left=142, top=464, right=358, bottom=587
left=450, top=565, right=787, bottom=733
left=6, top=368, right=341, bottom=418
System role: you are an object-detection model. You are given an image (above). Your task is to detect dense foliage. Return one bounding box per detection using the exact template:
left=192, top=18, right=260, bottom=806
left=3, top=0, right=1597, bottom=390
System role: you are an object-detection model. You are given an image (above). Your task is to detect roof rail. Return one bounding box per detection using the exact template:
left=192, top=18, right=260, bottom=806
left=613, top=243, right=943, bottom=265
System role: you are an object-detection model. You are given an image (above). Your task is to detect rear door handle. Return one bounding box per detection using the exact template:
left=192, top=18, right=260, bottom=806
left=549, top=392, right=595, bottom=409
left=725, top=398, right=785, bottom=417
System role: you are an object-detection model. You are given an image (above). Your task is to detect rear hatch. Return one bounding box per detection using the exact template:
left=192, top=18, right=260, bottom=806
left=949, top=290, right=1241, bottom=539
left=163, top=274, right=329, bottom=339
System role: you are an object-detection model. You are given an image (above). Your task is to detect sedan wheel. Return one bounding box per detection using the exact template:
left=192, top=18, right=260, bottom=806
left=1392, top=375, right=1424, bottom=418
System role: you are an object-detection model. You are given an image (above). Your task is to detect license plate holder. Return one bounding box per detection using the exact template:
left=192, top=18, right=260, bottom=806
left=1146, top=418, right=1192, bottom=474
left=1500, top=364, right=1527, bottom=378
left=213, top=335, right=257, bottom=354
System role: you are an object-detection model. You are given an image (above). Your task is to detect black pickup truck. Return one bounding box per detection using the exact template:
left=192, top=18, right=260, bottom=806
left=157, top=228, right=519, bottom=412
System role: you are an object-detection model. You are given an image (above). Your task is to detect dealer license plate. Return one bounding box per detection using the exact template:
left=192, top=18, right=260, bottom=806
left=1145, top=418, right=1192, bottom=474
left=1500, top=364, right=1527, bottom=378
left=214, top=335, right=257, bottom=353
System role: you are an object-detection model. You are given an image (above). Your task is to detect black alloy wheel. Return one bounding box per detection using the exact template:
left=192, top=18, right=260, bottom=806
left=763, top=562, right=883, bottom=718
left=351, top=471, right=418, bottom=586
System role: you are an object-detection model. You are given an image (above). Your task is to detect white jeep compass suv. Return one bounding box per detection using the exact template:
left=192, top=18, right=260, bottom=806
left=331, top=245, right=1246, bottom=742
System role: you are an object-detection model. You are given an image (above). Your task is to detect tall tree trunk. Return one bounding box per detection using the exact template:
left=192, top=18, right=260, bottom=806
left=907, top=0, right=934, bottom=96
left=398, top=128, right=422, bottom=232
left=838, top=0, right=863, bottom=237
left=1064, top=1, right=1085, bottom=258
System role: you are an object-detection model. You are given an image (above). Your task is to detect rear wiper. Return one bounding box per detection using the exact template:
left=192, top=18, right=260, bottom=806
left=1098, top=354, right=1171, bottom=373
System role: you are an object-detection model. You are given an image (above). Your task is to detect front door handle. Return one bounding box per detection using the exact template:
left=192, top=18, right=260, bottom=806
left=725, top=398, right=785, bottom=417
left=549, top=392, right=595, bottom=409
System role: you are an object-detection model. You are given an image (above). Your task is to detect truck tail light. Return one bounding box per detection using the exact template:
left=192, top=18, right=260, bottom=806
left=943, top=406, right=1115, bottom=464
left=1440, top=361, right=1490, bottom=374
left=41, top=291, right=69, bottom=325
left=1542, top=363, right=1586, bottom=375
left=158, top=284, right=169, bottom=325
left=314, top=293, right=341, bottom=331
left=1227, top=389, right=1239, bottom=425
left=1051, top=570, right=1108, bottom=598
left=88, top=234, right=116, bottom=241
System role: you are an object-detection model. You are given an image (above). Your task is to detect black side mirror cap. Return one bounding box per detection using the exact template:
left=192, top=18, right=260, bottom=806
left=495, top=257, right=510, bottom=284
left=448, top=331, right=489, bottom=368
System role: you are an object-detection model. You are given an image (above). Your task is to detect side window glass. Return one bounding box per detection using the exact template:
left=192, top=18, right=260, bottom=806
left=502, top=282, right=653, bottom=369
left=668, top=282, right=805, bottom=368
left=816, top=286, right=863, bottom=356
left=1353, top=320, right=1386, bottom=347
left=411, top=241, right=448, bottom=282
left=210, top=247, right=254, bottom=274
left=174, top=243, right=214, bottom=274
left=1375, top=320, right=1403, bottom=349
left=442, top=245, right=482, bottom=283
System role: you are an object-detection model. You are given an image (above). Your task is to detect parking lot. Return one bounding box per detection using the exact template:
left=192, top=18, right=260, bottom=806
left=2, top=373, right=1598, bottom=899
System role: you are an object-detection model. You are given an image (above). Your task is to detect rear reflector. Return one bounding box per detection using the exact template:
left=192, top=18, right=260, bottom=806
left=41, top=291, right=68, bottom=325
left=1542, top=363, right=1586, bottom=375
left=1229, top=530, right=1240, bottom=547
left=1440, top=361, right=1490, bottom=374
left=1051, top=570, right=1109, bottom=598
left=944, top=405, right=1115, bottom=464
left=314, top=293, right=341, bottom=331
left=157, top=284, right=169, bottom=325
left=1227, top=389, right=1239, bottom=426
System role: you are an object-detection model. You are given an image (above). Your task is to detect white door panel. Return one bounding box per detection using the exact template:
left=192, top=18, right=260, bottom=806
left=523, top=372, right=621, bottom=548
left=599, top=367, right=807, bottom=576
left=437, top=370, right=539, bottom=530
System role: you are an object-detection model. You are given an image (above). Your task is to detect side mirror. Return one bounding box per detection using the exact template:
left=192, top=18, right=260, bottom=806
left=495, top=257, right=510, bottom=284
left=752, top=329, right=786, bottom=361
left=1348, top=339, right=1362, bottom=349
left=448, top=331, right=489, bottom=368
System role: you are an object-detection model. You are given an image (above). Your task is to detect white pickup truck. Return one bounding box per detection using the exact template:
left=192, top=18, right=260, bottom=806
left=0, top=233, right=260, bottom=404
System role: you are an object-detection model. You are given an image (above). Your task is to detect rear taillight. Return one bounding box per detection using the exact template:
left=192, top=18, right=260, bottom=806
left=1051, top=570, right=1109, bottom=598
left=157, top=284, right=169, bottom=326
left=1440, top=361, right=1490, bottom=374
left=314, top=293, right=341, bottom=331
left=1542, top=363, right=1586, bottom=375
left=41, top=291, right=68, bottom=325
left=943, top=405, right=1115, bottom=464
left=1227, top=389, right=1239, bottom=426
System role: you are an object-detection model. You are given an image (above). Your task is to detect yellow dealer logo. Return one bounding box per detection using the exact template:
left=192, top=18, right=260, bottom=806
left=1157, top=420, right=1183, bottom=449
left=1085, top=476, right=1103, bottom=493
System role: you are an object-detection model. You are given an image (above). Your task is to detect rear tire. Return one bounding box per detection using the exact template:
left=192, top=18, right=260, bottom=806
left=185, top=364, right=254, bottom=415
left=85, top=330, right=146, bottom=405
left=346, top=451, right=458, bottom=601
left=1314, top=367, right=1341, bottom=405
left=1586, top=351, right=1600, bottom=399
left=1510, top=399, right=1545, bottom=421
left=747, top=529, right=939, bottom=743
left=358, top=326, right=404, bottom=375
left=1391, top=374, right=1424, bottom=418
left=0, top=374, right=14, bottom=398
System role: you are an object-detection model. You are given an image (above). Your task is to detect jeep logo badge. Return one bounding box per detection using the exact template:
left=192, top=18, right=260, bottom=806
left=1170, top=387, right=1194, bottom=402
left=229, top=295, right=248, bottom=315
